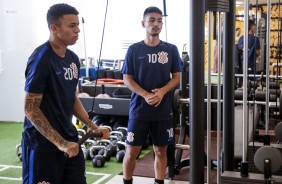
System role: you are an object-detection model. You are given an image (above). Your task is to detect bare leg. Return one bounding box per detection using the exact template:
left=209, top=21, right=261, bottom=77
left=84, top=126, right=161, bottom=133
left=123, top=145, right=142, bottom=180
left=153, top=145, right=168, bottom=180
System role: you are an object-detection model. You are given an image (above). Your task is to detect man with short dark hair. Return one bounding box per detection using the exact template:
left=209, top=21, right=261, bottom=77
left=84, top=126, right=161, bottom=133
left=22, top=3, right=109, bottom=184
left=121, top=6, right=182, bottom=184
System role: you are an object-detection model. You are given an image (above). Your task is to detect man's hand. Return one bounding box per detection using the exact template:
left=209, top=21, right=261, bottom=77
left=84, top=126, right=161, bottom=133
left=95, top=127, right=110, bottom=139
left=148, top=88, right=165, bottom=107
left=58, top=141, right=79, bottom=158
left=143, top=92, right=156, bottom=106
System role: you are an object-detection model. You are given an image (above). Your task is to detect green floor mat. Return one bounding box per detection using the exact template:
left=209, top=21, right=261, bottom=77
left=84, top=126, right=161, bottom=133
left=0, top=121, right=152, bottom=184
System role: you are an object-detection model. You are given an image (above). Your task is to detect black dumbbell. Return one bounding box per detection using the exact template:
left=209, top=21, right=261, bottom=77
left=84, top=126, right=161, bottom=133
left=97, top=139, right=112, bottom=146
left=88, top=145, right=105, bottom=159
left=85, top=139, right=98, bottom=160
left=97, top=139, right=117, bottom=158
left=117, top=127, right=127, bottom=142
left=111, top=131, right=124, bottom=141
left=108, top=135, right=118, bottom=156
left=98, top=148, right=112, bottom=161
left=116, top=141, right=126, bottom=152
left=92, top=155, right=105, bottom=167
left=116, top=150, right=126, bottom=162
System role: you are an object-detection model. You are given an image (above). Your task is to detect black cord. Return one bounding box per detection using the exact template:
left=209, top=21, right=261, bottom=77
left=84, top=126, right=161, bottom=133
left=88, top=0, right=109, bottom=120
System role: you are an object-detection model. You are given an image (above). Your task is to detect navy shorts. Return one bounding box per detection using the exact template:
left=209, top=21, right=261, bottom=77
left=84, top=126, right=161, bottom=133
left=22, top=140, right=86, bottom=184
left=126, top=119, right=174, bottom=147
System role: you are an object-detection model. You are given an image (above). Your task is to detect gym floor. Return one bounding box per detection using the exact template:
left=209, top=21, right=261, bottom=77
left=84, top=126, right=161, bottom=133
left=0, top=118, right=278, bottom=184
left=0, top=121, right=189, bottom=184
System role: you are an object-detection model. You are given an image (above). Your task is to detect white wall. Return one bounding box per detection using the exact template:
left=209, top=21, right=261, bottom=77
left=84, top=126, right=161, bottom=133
left=0, top=0, right=34, bottom=122
left=32, top=0, right=190, bottom=59
left=0, top=0, right=190, bottom=122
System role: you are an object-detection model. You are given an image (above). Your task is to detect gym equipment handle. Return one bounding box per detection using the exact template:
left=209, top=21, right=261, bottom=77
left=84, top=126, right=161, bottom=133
left=64, top=131, right=103, bottom=158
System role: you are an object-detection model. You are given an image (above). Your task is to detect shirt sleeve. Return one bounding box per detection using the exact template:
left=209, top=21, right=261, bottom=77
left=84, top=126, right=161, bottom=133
left=25, top=52, right=50, bottom=93
left=171, top=45, right=183, bottom=73
left=121, top=46, right=134, bottom=75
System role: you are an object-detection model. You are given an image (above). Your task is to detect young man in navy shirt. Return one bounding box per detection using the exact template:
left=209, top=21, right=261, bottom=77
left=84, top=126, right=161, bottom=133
left=238, top=20, right=261, bottom=82
left=121, top=6, right=182, bottom=184
left=23, top=3, right=109, bottom=184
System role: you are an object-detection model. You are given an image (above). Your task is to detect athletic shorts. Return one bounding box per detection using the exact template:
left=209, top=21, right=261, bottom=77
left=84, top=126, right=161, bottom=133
left=22, top=139, right=86, bottom=184
left=126, top=119, right=174, bottom=147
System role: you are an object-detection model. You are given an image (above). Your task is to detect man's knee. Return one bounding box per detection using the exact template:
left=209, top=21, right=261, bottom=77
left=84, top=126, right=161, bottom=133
left=153, top=146, right=167, bottom=158
left=125, top=145, right=142, bottom=160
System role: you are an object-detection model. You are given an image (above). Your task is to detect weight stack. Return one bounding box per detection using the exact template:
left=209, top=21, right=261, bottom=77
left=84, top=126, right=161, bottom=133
left=248, top=142, right=282, bottom=176
left=206, top=0, right=230, bottom=12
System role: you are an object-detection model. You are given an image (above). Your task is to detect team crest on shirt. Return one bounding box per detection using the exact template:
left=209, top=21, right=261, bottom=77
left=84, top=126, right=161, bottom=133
left=127, top=132, right=135, bottom=142
left=70, top=63, right=78, bottom=79
left=158, top=51, right=168, bottom=64
left=63, top=62, right=78, bottom=80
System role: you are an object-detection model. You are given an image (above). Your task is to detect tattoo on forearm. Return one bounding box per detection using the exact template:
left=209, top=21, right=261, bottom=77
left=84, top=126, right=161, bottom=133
left=25, top=93, right=66, bottom=148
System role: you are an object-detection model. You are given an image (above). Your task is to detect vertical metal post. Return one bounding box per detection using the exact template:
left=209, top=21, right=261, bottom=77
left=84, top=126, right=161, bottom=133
left=217, top=12, right=222, bottom=183
left=207, top=11, right=212, bottom=184
left=223, top=0, right=235, bottom=171
left=242, top=0, right=249, bottom=164
left=265, top=0, right=271, bottom=135
left=189, top=0, right=205, bottom=183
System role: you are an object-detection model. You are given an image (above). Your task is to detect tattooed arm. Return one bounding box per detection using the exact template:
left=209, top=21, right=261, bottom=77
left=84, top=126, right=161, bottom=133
left=24, top=92, right=79, bottom=157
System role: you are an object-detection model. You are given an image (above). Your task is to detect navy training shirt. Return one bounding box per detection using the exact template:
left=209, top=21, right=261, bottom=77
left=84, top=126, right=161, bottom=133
left=238, top=34, right=261, bottom=73
left=121, top=40, right=182, bottom=121
left=24, top=41, right=80, bottom=151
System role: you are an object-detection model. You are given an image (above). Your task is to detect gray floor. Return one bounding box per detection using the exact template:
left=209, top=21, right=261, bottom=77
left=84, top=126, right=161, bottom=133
left=105, top=175, right=188, bottom=184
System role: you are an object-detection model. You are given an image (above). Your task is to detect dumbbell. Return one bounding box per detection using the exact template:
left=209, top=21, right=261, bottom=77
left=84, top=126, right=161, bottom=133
left=114, top=141, right=126, bottom=162
left=89, top=145, right=105, bottom=159
left=97, top=147, right=112, bottom=161
left=89, top=145, right=106, bottom=168
left=111, top=131, right=125, bottom=142
left=97, top=139, right=117, bottom=158
left=16, top=144, right=22, bottom=162
left=64, top=131, right=103, bottom=158
left=85, top=139, right=98, bottom=160
left=116, top=141, right=126, bottom=152
left=110, top=135, right=118, bottom=142
left=116, top=150, right=126, bottom=163
left=92, top=155, right=105, bottom=168
left=117, top=127, right=127, bottom=142
left=108, top=135, right=118, bottom=156
left=97, top=139, right=112, bottom=146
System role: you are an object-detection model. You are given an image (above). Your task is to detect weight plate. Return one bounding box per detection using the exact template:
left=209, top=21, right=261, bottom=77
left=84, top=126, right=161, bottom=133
left=254, top=146, right=282, bottom=173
